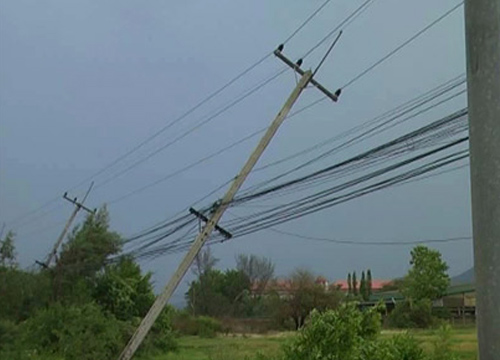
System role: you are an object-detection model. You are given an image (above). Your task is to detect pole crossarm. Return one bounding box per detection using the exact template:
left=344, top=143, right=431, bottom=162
left=44, top=183, right=96, bottom=268
left=118, top=39, right=343, bottom=360
left=63, top=192, right=96, bottom=214
left=189, top=207, right=232, bottom=240
left=273, top=45, right=342, bottom=102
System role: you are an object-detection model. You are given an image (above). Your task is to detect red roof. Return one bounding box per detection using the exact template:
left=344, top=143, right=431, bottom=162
left=333, top=279, right=393, bottom=291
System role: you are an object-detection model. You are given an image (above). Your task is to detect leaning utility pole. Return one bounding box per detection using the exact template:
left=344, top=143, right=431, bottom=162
left=45, top=182, right=95, bottom=267
left=464, top=1, right=500, bottom=359
left=118, top=35, right=342, bottom=360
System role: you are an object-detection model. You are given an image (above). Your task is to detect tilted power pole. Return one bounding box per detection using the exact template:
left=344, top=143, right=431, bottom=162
left=118, top=39, right=342, bottom=360
left=45, top=182, right=96, bottom=267
left=464, top=1, right=500, bottom=359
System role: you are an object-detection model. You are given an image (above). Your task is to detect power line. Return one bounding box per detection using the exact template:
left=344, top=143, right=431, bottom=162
left=5, top=0, right=335, bottom=229
left=341, top=1, right=464, bottom=89
left=267, top=228, right=472, bottom=246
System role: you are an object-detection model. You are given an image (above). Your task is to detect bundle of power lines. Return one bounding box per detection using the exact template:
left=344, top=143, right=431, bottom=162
left=117, top=72, right=468, bottom=262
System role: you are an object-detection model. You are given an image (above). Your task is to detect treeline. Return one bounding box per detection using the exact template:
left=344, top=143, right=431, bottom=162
left=0, top=207, right=176, bottom=360
left=186, top=250, right=342, bottom=330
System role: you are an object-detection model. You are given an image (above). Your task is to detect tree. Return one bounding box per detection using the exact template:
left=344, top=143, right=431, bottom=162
left=93, top=256, right=155, bottom=321
left=0, top=231, right=16, bottom=268
left=186, top=268, right=251, bottom=317
left=192, top=247, right=219, bottom=277
left=281, top=269, right=341, bottom=330
left=347, top=273, right=352, bottom=295
left=236, top=254, right=274, bottom=295
left=367, top=269, right=373, bottom=297
left=402, top=246, right=450, bottom=301
left=360, top=271, right=367, bottom=301
left=352, top=271, right=358, bottom=296
left=53, top=206, right=122, bottom=302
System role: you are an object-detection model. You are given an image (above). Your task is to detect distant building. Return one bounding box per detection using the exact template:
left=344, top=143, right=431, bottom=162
left=332, top=279, right=393, bottom=292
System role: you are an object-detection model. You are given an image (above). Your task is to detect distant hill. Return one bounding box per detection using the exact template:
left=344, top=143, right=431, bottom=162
left=451, top=267, right=475, bottom=285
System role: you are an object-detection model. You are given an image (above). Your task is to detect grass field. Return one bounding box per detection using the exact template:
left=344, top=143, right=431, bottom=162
left=154, top=327, right=477, bottom=360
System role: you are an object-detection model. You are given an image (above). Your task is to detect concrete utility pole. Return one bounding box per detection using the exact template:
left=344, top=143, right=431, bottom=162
left=117, top=41, right=342, bottom=360
left=45, top=183, right=95, bottom=267
left=464, top=1, right=500, bottom=359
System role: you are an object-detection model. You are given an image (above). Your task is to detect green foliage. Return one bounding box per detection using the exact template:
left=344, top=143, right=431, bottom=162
left=53, top=206, right=122, bottom=302
left=360, top=271, right=367, bottom=301
left=352, top=271, right=358, bottom=295
left=347, top=273, right=352, bottom=294
left=187, top=269, right=251, bottom=317
left=0, top=230, right=17, bottom=268
left=390, top=334, right=426, bottom=360
left=388, top=299, right=435, bottom=328
left=93, top=256, right=155, bottom=321
left=359, top=303, right=383, bottom=339
left=402, top=246, right=450, bottom=301
left=0, top=267, right=52, bottom=322
left=139, top=306, right=178, bottom=355
left=19, top=302, right=125, bottom=360
left=0, top=319, right=19, bottom=351
left=366, top=269, right=372, bottom=298
left=282, top=304, right=424, bottom=360
left=283, top=305, right=364, bottom=360
left=173, top=312, right=222, bottom=338
left=430, top=324, right=459, bottom=360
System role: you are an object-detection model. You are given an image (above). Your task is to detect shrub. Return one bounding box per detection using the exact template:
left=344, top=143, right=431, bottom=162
left=430, top=324, right=459, bottom=360
left=138, top=306, right=178, bottom=354
left=280, top=304, right=426, bottom=360
left=283, top=304, right=364, bottom=360
left=388, top=299, right=435, bottom=328
left=172, top=312, right=222, bottom=338
left=359, top=303, right=383, bottom=339
left=196, top=316, right=222, bottom=338
left=20, top=302, right=125, bottom=360
left=391, top=333, right=426, bottom=360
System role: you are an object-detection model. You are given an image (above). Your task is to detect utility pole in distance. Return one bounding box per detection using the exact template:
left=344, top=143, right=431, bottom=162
left=117, top=37, right=342, bottom=360
left=45, top=182, right=96, bottom=267
left=464, top=1, right=500, bottom=359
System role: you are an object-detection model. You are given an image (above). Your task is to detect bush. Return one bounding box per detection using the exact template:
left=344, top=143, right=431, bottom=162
left=281, top=304, right=426, bottom=360
left=139, top=306, right=178, bottom=354
left=172, top=312, right=222, bottom=338
left=19, top=302, right=125, bottom=360
left=391, top=334, right=426, bottom=360
left=359, top=304, right=383, bottom=339
left=430, top=324, right=459, bottom=360
left=283, top=304, right=365, bottom=360
left=388, top=299, right=435, bottom=328
left=197, top=316, right=222, bottom=338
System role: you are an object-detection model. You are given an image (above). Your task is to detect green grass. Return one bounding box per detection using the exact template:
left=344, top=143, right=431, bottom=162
left=381, top=327, right=478, bottom=360
left=153, top=327, right=477, bottom=360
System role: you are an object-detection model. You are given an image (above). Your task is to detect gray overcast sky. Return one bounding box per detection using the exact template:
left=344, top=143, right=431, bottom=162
left=0, top=0, right=471, bottom=301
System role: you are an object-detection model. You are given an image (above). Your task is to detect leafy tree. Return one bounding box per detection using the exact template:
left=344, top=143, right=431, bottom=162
left=352, top=271, right=358, bottom=295
left=402, top=246, right=450, bottom=301
left=367, top=269, right=373, bottom=297
left=187, top=268, right=250, bottom=317
left=236, top=254, right=274, bottom=295
left=19, top=302, right=126, bottom=360
left=0, top=231, right=17, bottom=268
left=0, top=268, right=52, bottom=322
left=280, top=269, right=341, bottom=330
left=360, top=271, right=367, bottom=301
left=53, top=206, right=122, bottom=302
left=93, top=256, right=155, bottom=321
left=388, top=299, right=435, bottom=328
left=347, top=273, right=352, bottom=295
left=283, top=304, right=387, bottom=360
